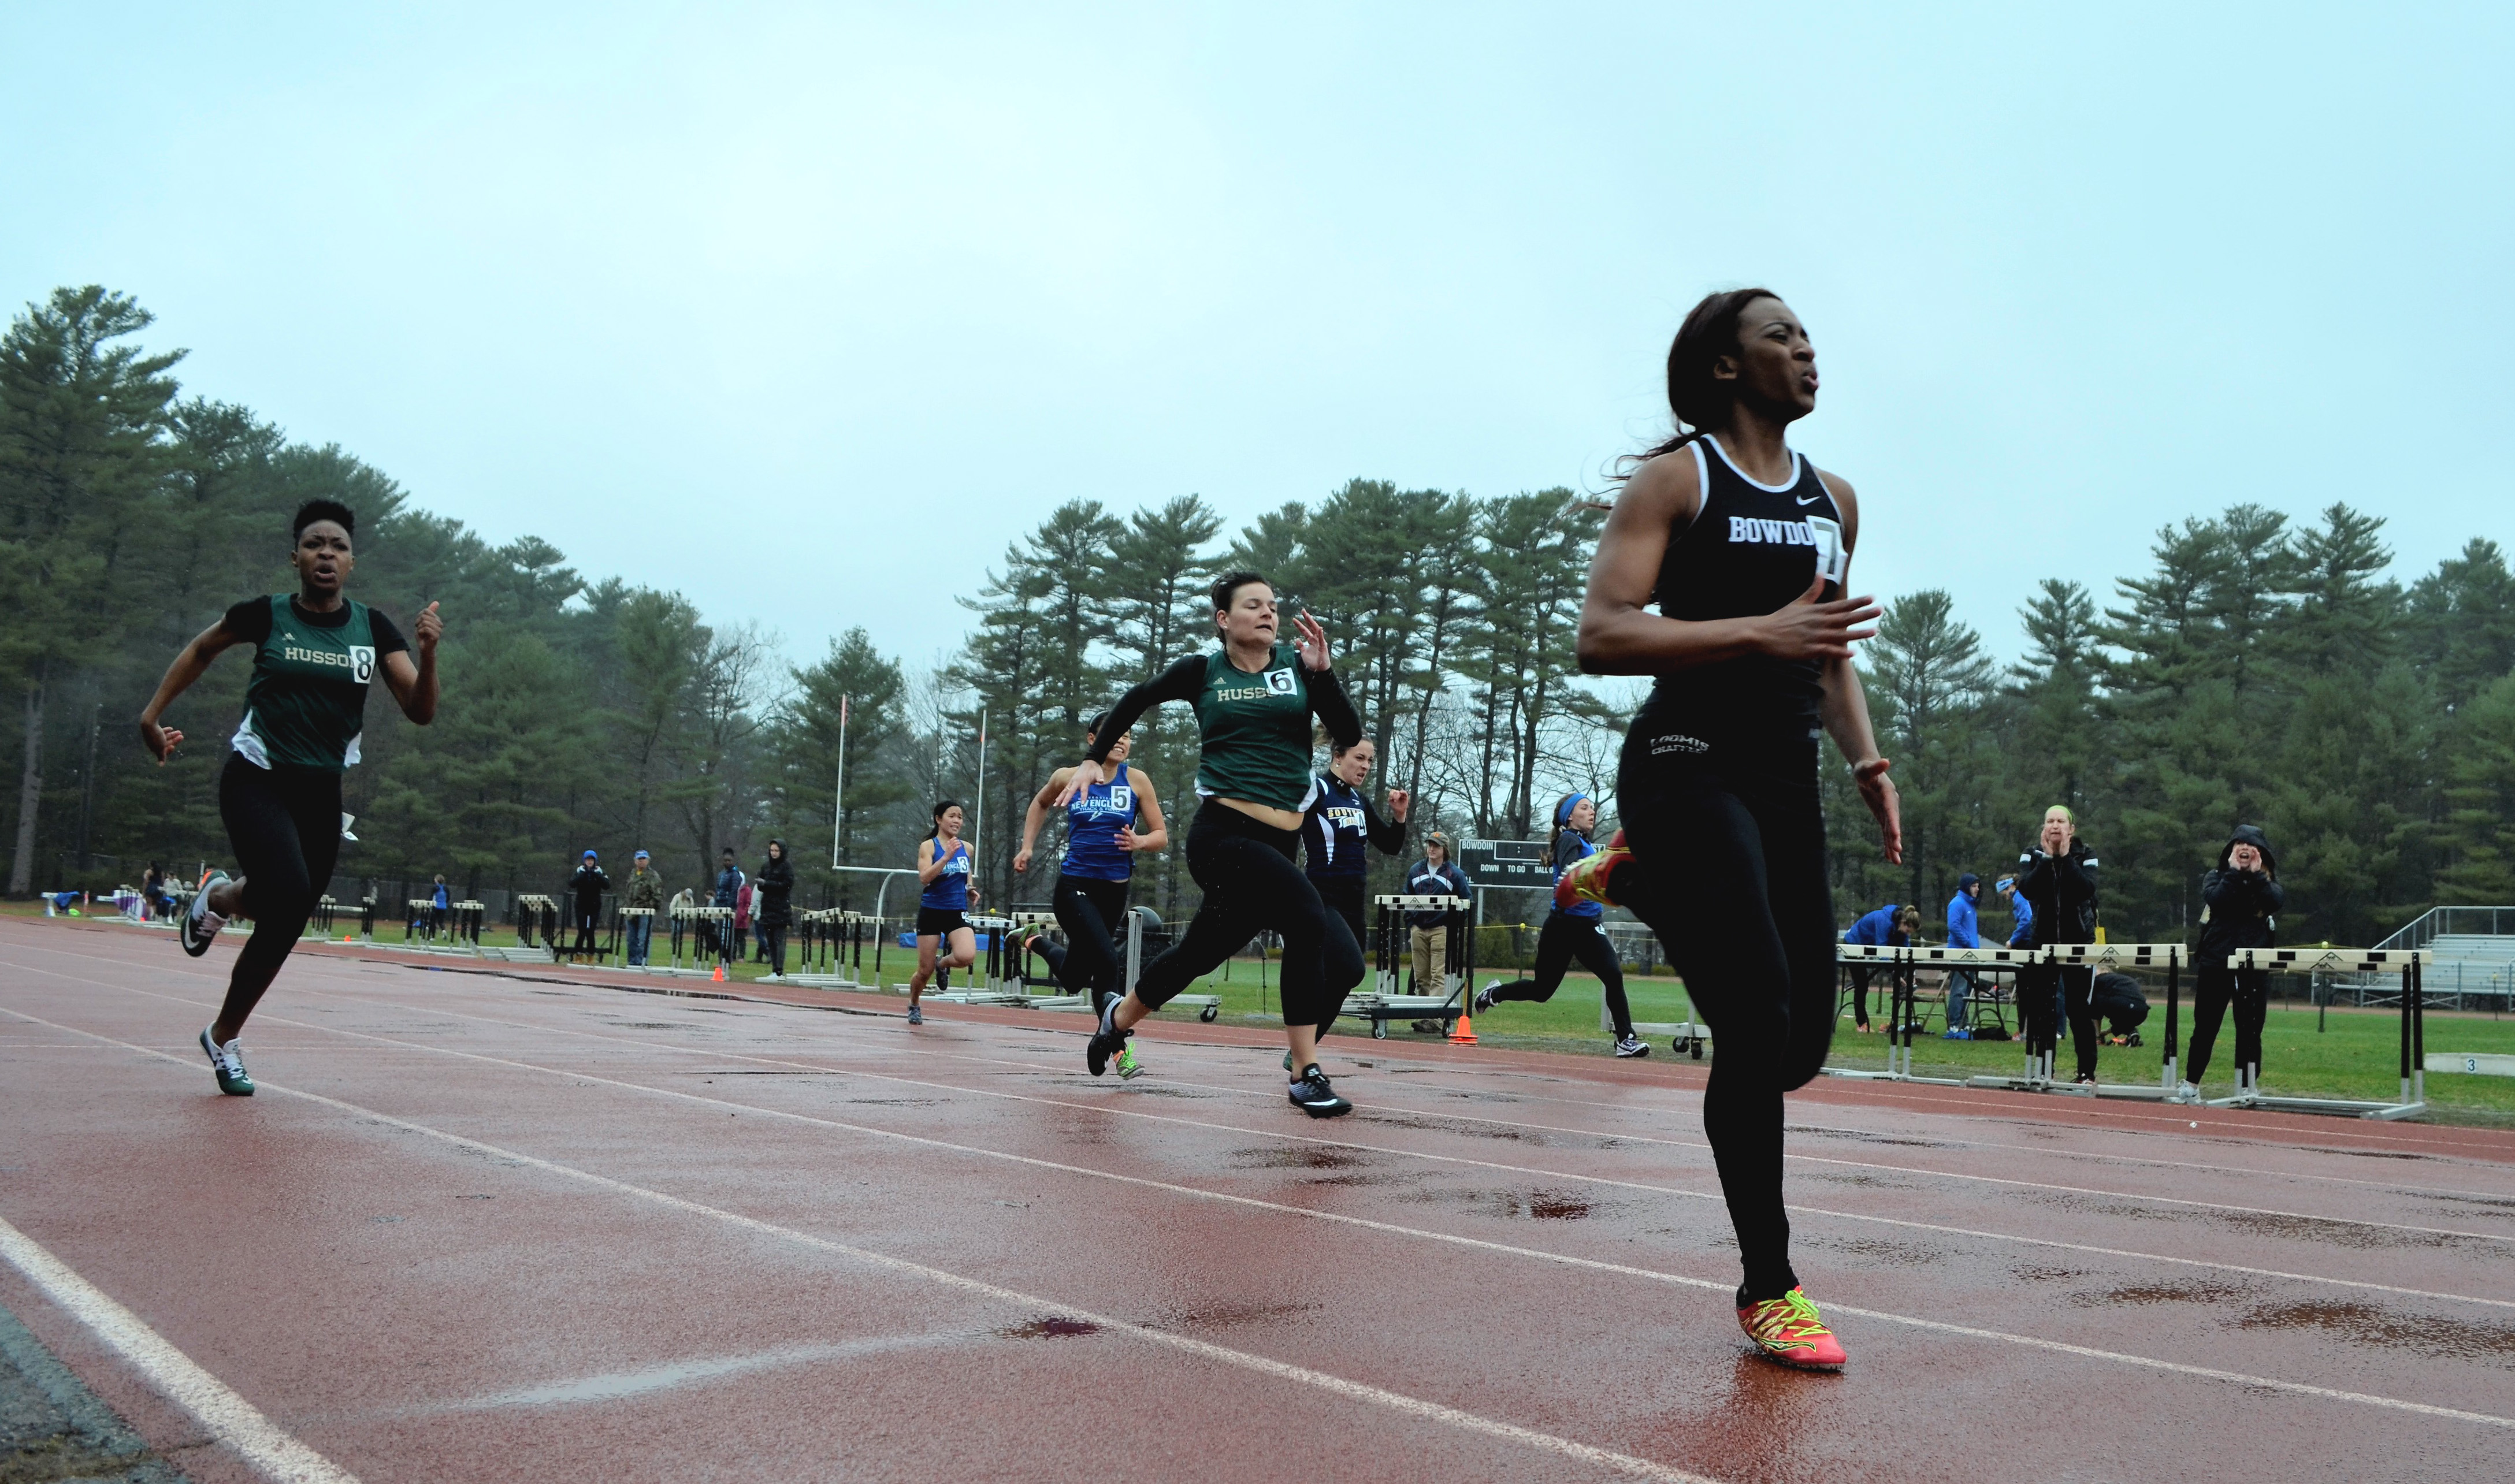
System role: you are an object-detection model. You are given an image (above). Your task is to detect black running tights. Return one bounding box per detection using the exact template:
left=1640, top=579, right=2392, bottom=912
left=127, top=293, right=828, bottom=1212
left=1134, top=805, right=1362, bottom=1035
left=1614, top=741, right=1832, bottom=1303
left=2186, top=967, right=2267, bottom=1083
left=217, top=756, right=341, bottom=1036
left=1041, top=873, right=1130, bottom=1012
left=2020, top=965, right=2098, bottom=1078
left=1485, top=910, right=1634, bottom=1038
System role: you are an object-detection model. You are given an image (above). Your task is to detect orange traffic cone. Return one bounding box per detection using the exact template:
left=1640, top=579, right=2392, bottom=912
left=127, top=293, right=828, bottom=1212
left=712, top=963, right=726, bottom=983
left=1447, top=1009, right=1477, bottom=1046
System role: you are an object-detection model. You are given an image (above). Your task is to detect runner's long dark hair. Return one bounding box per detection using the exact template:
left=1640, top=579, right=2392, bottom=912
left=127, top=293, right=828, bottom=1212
left=1614, top=286, right=1782, bottom=481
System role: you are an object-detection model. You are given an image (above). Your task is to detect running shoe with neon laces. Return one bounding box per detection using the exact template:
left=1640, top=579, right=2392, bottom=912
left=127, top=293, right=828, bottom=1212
left=1086, top=999, right=1130, bottom=1077
left=1613, top=1034, right=1651, bottom=1058
left=1288, top=1063, right=1352, bottom=1118
left=199, top=1027, right=254, bottom=1096
left=1553, top=831, right=1632, bottom=911
left=181, top=872, right=229, bottom=957
left=1114, top=1043, right=1143, bottom=1080
left=1736, top=1286, right=1845, bottom=1370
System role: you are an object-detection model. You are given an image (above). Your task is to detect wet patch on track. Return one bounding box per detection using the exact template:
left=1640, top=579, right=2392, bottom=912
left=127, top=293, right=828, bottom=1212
left=1400, top=1187, right=1595, bottom=1221
left=2241, top=1301, right=2515, bottom=1362
left=999, top=1317, right=1100, bottom=1340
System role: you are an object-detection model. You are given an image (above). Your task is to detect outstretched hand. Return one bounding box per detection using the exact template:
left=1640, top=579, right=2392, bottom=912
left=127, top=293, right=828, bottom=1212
left=1761, top=572, right=1881, bottom=663
left=139, top=719, right=184, bottom=764
left=1292, top=609, right=1331, bottom=671
left=1054, top=758, right=1105, bottom=808
left=1855, top=756, right=1903, bottom=865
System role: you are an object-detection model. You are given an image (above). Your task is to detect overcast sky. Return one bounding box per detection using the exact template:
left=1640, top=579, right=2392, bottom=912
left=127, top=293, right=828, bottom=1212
left=6, top=2, right=2509, bottom=673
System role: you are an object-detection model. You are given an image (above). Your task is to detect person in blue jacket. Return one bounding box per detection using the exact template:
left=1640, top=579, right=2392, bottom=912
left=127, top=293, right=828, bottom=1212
left=1941, top=873, right=1981, bottom=1039
left=1997, top=875, right=2032, bottom=946
left=1841, top=902, right=1919, bottom=1032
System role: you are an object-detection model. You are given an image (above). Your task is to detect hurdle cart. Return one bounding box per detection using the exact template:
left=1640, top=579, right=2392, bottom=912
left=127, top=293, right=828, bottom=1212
left=1339, top=894, right=1472, bottom=1040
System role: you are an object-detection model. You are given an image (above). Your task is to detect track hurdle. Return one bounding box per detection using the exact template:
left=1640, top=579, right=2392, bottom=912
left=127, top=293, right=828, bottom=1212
left=1343, top=895, right=1470, bottom=1040
left=2217, top=949, right=2432, bottom=1119
left=1827, top=944, right=1963, bottom=1084
left=1123, top=907, right=1218, bottom=1022
left=1002, top=910, right=1094, bottom=1009
left=1956, top=943, right=2186, bottom=1099
left=515, top=894, right=559, bottom=953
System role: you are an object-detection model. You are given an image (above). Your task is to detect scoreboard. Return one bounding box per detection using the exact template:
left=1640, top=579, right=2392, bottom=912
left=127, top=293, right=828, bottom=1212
left=1457, top=838, right=1552, bottom=888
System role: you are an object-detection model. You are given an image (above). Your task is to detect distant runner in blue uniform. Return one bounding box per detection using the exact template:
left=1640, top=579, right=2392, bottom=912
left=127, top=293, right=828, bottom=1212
left=1016, top=714, right=1171, bottom=1074
left=907, top=801, right=975, bottom=1025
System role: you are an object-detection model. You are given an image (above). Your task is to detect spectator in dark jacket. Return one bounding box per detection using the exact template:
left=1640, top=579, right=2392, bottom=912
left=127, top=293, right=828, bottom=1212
left=1402, top=833, right=1472, bottom=995
left=568, top=850, right=611, bottom=956
left=2090, top=971, right=2150, bottom=1044
left=756, top=839, right=796, bottom=977
left=2017, top=805, right=2100, bottom=1082
left=1841, top=903, right=1920, bottom=1032
left=709, top=849, right=743, bottom=961
left=2183, top=824, right=2283, bottom=1100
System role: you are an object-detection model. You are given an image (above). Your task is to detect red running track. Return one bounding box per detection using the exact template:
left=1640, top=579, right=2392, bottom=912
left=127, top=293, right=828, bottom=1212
left=4, top=916, right=2513, bottom=1483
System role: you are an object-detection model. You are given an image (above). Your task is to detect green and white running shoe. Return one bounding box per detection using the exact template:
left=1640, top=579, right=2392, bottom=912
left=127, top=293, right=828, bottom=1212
left=1114, top=1044, right=1143, bottom=1080
left=199, top=1027, right=254, bottom=1096
left=181, top=872, right=229, bottom=957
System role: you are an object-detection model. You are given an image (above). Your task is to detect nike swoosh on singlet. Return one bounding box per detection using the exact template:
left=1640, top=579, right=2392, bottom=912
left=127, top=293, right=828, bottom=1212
left=1796, top=493, right=1823, bottom=505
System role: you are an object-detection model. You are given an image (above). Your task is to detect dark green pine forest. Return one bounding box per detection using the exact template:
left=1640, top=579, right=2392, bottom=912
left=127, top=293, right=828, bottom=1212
left=6, top=285, right=2512, bottom=945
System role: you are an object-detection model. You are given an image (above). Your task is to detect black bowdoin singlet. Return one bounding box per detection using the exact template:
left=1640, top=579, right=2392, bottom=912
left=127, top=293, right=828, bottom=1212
left=1632, top=434, right=1848, bottom=749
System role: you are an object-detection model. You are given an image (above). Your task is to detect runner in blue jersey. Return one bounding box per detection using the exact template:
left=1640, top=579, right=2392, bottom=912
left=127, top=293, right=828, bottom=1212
left=1016, top=715, right=1171, bottom=1071
left=1473, top=793, right=1650, bottom=1056
left=136, top=499, right=443, bottom=1096
left=906, top=801, right=975, bottom=1025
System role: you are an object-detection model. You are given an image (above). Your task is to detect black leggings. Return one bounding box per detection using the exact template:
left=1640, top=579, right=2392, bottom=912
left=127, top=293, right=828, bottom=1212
left=1135, top=805, right=1363, bottom=1035
left=2186, top=967, right=2267, bottom=1083
left=1039, top=874, right=1130, bottom=1011
left=216, top=756, right=342, bottom=1033
left=2020, top=964, right=2098, bottom=1078
left=761, top=924, right=787, bottom=975
left=1313, top=875, right=1368, bottom=952
left=1614, top=732, right=1833, bottom=1303
left=1485, top=910, right=1633, bottom=1037
left=573, top=912, right=601, bottom=954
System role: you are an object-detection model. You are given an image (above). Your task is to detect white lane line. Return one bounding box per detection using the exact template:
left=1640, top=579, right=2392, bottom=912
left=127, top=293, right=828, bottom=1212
left=141, top=977, right=2515, bottom=1314
left=19, top=964, right=2515, bottom=1315
left=303, top=983, right=2515, bottom=1266
left=0, top=1007, right=1713, bottom=1484
left=14, top=929, right=2509, bottom=1187
left=17, top=1000, right=2515, bottom=1435
left=821, top=1029, right=2515, bottom=1235
left=0, top=1213, right=363, bottom=1484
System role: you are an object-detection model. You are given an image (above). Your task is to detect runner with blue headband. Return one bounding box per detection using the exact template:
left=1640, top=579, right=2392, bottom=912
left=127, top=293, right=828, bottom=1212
left=1473, top=791, right=1647, bottom=1057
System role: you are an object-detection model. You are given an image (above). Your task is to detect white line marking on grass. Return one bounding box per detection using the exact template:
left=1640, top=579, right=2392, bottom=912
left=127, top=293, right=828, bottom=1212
left=0, top=1009, right=1716, bottom=1484
left=0, top=1213, right=363, bottom=1484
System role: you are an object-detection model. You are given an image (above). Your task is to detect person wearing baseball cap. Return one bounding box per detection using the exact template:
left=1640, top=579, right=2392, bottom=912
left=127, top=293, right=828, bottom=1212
left=624, top=849, right=662, bottom=965
left=1403, top=832, right=1473, bottom=1001
left=567, top=849, right=611, bottom=959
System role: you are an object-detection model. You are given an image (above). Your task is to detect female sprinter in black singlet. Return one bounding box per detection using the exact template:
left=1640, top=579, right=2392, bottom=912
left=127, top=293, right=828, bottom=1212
left=137, top=499, right=443, bottom=1096
left=1566, top=289, right=1901, bottom=1370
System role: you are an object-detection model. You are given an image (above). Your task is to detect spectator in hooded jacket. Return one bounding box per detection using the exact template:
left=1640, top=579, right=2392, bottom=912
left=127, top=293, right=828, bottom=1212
left=2017, top=805, right=2101, bottom=1083
left=1942, top=873, right=1982, bottom=1039
left=1841, top=903, right=1920, bottom=1033
left=756, top=839, right=796, bottom=978
left=2183, top=824, right=2283, bottom=1100
left=568, top=850, right=610, bottom=956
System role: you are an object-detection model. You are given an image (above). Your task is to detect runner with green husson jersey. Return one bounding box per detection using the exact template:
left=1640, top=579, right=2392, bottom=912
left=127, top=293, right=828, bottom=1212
left=1058, top=571, right=1367, bottom=1117
left=137, top=499, right=443, bottom=1096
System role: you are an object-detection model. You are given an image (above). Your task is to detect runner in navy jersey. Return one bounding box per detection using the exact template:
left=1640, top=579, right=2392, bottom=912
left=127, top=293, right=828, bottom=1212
left=1561, top=288, right=1901, bottom=1370
left=906, top=801, right=975, bottom=1024
left=1302, top=735, right=1409, bottom=966
left=1015, top=715, right=1170, bottom=1073
left=137, top=499, right=443, bottom=1096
